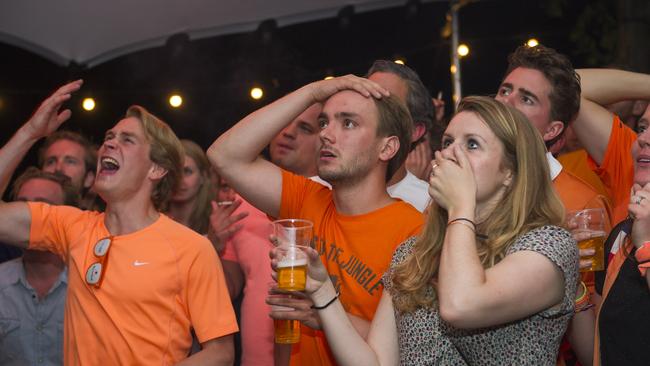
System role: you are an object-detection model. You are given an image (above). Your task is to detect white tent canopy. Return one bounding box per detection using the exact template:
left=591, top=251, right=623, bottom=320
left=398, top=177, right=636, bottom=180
left=0, top=0, right=418, bottom=67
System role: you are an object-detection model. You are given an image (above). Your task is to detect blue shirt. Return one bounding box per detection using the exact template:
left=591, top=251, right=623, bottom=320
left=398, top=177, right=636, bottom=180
left=0, top=258, right=67, bottom=365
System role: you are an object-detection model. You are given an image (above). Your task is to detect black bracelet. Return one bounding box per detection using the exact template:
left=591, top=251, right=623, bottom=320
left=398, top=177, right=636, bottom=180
left=311, top=292, right=340, bottom=310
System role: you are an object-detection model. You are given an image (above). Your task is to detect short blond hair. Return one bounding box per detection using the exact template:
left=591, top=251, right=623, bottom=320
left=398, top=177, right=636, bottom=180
left=125, top=106, right=184, bottom=210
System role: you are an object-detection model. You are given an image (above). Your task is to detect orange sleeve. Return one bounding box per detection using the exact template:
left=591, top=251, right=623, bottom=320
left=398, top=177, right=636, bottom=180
left=186, top=238, right=239, bottom=342
left=279, top=169, right=325, bottom=219
left=28, top=202, right=85, bottom=258
left=587, top=115, right=636, bottom=223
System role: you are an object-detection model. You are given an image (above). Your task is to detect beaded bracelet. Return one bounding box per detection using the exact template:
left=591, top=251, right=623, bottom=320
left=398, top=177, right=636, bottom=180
left=311, top=292, right=340, bottom=310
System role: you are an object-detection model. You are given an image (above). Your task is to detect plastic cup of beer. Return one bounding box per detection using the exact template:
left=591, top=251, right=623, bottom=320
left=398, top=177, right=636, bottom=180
left=271, top=303, right=302, bottom=344
left=567, top=208, right=606, bottom=272
left=274, top=219, right=312, bottom=291
left=272, top=219, right=313, bottom=343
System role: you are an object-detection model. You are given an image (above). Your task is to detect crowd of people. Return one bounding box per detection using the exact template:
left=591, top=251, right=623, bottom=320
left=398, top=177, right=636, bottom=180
left=0, top=44, right=649, bottom=366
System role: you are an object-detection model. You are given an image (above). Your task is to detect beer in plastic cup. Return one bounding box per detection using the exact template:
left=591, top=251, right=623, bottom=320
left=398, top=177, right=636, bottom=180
left=277, top=254, right=308, bottom=291
left=568, top=208, right=606, bottom=272
left=270, top=302, right=302, bottom=344
left=272, top=219, right=313, bottom=343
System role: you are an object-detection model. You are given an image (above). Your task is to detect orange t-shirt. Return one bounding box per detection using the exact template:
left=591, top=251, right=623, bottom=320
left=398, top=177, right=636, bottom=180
left=279, top=170, right=424, bottom=366
left=553, top=168, right=612, bottom=223
left=27, top=203, right=238, bottom=365
left=587, top=115, right=637, bottom=225
left=557, top=149, right=612, bottom=205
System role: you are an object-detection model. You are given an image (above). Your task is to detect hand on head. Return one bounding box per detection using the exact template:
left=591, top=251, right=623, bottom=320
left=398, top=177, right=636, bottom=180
left=309, top=74, right=390, bottom=103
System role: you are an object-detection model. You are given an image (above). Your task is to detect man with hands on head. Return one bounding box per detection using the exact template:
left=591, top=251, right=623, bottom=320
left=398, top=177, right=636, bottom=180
left=208, top=75, right=423, bottom=366
left=0, top=80, right=237, bottom=365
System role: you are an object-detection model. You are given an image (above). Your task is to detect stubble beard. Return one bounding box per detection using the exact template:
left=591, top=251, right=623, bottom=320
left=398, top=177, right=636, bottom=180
left=318, top=152, right=375, bottom=187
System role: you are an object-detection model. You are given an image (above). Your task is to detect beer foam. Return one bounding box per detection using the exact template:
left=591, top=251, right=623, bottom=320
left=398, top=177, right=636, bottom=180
left=277, top=257, right=308, bottom=268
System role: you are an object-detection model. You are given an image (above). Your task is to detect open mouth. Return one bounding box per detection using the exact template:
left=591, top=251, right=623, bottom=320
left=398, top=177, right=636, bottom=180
left=637, top=153, right=650, bottom=165
left=100, top=157, right=120, bottom=173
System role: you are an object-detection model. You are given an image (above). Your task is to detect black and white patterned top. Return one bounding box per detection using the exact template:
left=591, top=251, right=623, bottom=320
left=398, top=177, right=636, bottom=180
left=383, top=225, right=579, bottom=366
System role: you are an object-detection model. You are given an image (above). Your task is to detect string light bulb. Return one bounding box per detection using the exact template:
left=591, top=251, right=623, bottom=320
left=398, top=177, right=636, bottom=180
left=457, top=44, right=469, bottom=57
left=527, top=38, right=539, bottom=47
left=169, top=94, right=183, bottom=108
left=250, top=87, right=264, bottom=100
left=82, top=98, right=96, bottom=111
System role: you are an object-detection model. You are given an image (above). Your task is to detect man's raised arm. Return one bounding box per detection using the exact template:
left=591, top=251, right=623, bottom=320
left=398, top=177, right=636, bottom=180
left=0, top=80, right=82, bottom=247
left=207, top=75, right=389, bottom=218
left=574, top=69, right=650, bottom=164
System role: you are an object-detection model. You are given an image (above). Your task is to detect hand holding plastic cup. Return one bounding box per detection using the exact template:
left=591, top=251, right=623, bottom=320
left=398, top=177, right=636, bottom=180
left=274, top=219, right=312, bottom=291
left=567, top=208, right=606, bottom=272
left=272, top=219, right=313, bottom=343
left=269, top=285, right=303, bottom=344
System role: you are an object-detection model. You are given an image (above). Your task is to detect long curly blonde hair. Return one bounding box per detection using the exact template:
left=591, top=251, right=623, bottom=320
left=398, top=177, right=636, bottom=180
left=391, top=96, right=565, bottom=313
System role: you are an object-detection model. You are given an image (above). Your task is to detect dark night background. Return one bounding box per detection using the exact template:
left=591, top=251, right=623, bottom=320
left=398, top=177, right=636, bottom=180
left=0, top=0, right=642, bottom=174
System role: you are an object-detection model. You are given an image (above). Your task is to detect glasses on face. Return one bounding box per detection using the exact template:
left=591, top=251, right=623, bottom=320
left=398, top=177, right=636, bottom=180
left=85, top=237, right=113, bottom=288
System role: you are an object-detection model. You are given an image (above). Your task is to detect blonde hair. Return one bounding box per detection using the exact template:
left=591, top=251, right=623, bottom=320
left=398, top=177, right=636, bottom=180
left=391, top=96, right=565, bottom=313
left=125, top=105, right=184, bottom=211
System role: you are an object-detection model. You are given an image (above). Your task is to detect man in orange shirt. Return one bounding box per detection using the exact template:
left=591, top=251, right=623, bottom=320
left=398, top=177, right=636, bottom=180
left=208, top=75, right=424, bottom=366
left=495, top=44, right=612, bottom=366
left=0, top=81, right=237, bottom=365
left=495, top=45, right=611, bottom=220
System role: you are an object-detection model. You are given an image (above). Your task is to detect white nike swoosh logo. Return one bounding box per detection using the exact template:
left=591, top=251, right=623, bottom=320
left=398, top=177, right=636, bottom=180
left=133, top=260, right=150, bottom=266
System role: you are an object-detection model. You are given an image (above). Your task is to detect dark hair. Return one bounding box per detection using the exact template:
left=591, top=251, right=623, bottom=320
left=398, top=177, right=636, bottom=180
left=367, top=60, right=435, bottom=148
left=374, top=95, right=413, bottom=182
left=11, top=167, right=81, bottom=207
left=38, top=130, right=97, bottom=176
left=505, top=45, right=581, bottom=130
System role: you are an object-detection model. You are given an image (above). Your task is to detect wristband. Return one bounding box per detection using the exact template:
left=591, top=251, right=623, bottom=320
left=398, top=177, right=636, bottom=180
left=311, top=292, right=340, bottom=310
